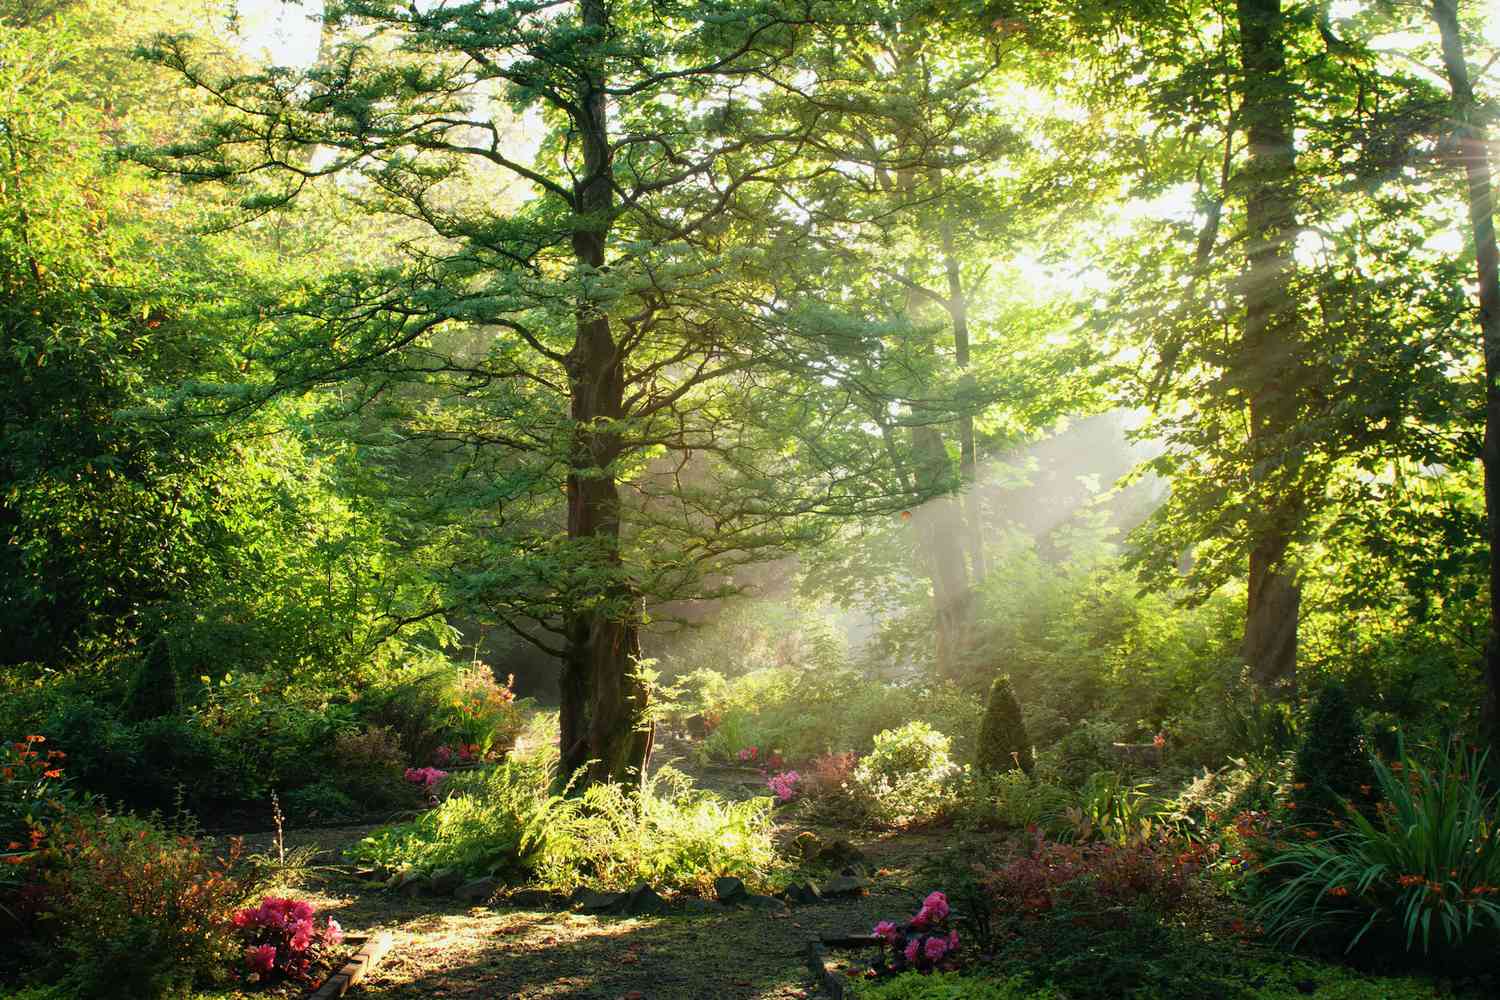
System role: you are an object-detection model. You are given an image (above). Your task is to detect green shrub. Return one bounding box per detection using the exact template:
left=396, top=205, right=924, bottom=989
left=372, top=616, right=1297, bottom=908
left=347, top=755, right=779, bottom=892
left=328, top=725, right=410, bottom=814
left=283, top=780, right=361, bottom=824
left=849, top=722, right=960, bottom=827
left=951, top=770, right=1072, bottom=831
left=848, top=972, right=1060, bottom=1000
left=38, top=811, right=264, bottom=999
left=1255, top=739, right=1500, bottom=956
left=976, top=675, right=1033, bottom=776
left=1290, top=682, right=1372, bottom=828
left=1037, top=719, right=1125, bottom=790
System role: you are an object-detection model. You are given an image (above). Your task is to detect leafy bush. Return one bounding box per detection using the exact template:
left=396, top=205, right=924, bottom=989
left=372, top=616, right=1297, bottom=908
left=1060, top=770, right=1162, bottom=845
left=1290, top=682, right=1373, bottom=827
left=36, top=812, right=263, bottom=998
left=1036, top=719, right=1125, bottom=790
left=975, top=675, right=1032, bottom=776
left=849, top=972, right=1060, bottom=1000
left=982, top=829, right=1213, bottom=921
left=328, top=725, right=410, bottom=813
left=1255, top=739, right=1500, bottom=956
left=348, top=756, right=780, bottom=892
left=950, top=770, right=1072, bottom=832
left=848, top=722, right=960, bottom=827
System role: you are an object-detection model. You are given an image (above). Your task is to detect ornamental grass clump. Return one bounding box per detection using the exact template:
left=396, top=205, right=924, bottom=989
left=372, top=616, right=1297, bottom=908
left=1255, top=738, right=1500, bottom=956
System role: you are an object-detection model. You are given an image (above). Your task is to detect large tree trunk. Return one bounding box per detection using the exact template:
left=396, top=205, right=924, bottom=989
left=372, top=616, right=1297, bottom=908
left=557, top=0, right=652, bottom=789
left=1430, top=0, right=1500, bottom=749
left=1237, top=0, right=1302, bottom=690
left=911, top=425, right=975, bottom=682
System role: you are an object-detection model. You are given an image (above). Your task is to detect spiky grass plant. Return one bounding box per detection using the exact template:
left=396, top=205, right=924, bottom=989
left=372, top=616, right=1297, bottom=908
left=1255, top=738, right=1500, bottom=955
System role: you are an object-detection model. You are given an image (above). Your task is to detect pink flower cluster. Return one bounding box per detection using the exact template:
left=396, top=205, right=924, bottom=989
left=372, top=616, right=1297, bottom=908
left=233, top=897, right=343, bottom=983
left=870, top=891, right=959, bottom=976
left=737, top=746, right=759, bottom=762
left=767, top=770, right=801, bottom=802
left=404, top=766, right=448, bottom=790
left=432, top=743, right=483, bottom=766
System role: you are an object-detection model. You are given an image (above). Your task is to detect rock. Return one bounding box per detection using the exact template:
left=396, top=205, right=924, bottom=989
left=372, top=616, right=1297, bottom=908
left=742, top=893, right=789, bottom=912
left=819, top=875, right=868, bottom=898
left=454, top=877, right=500, bottom=903
left=622, top=881, right=669, bottom=916
left=678, top=898, right=719, bottom=915
left=505, top=888, right=564, bottom=910
left=399, top=876, right=428, bottom=898
left=571, top=886, right=627, bottom=913
left=783, top=881, right=823, bottom=906
left=818, top=839, right=868, bottom=868
left=794, top=831, right=823, bottom=861
left=429, top=868, right=464, bottom=895
left=714, top=876, right=748, bottom=903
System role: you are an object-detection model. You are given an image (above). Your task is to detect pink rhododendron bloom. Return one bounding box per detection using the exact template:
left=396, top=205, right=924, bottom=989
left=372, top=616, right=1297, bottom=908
left=904, top=939, right=921, bottom=964
left=290, top=920, right=314, bottom=952
left=922, top=891, right=949, bottom=921
left=323, top=918, right=344, bottom=947
left=873, top=920, right=899, bottom=944
left=767, top=770, right=800, bottom=802
left=909, top=908, right=929, bottom=929
left=924, top=936, right=948, bottom=961
left=246, top=944, right=277, bottom=976
left=948, top=929, right=959, bottom=950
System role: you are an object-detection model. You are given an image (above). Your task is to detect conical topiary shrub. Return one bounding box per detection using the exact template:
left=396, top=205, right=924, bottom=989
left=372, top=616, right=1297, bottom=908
left=976, top=675, right=1033, bottom=776
left=1291, top=681, right=1373, bottom=826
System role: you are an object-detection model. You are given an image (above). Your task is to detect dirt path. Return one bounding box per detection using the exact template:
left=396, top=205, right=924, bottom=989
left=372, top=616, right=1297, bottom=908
left=260, top=825, right=984, bottom=1000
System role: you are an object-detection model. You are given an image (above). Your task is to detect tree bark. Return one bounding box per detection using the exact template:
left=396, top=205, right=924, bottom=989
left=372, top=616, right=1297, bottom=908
left=1430, top=0, right=1500, bottom=749
left=1236, top=0, right=1302, bottom=690
left=911, top=425, right=975, bottom=682
left=557, top=0, right=652, bottom=789
left=939, top=210, right=988, bottom=584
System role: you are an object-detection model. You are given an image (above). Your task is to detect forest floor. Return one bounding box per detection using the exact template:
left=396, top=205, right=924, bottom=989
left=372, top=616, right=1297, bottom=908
left=225, top=737, right=968, bottom=1000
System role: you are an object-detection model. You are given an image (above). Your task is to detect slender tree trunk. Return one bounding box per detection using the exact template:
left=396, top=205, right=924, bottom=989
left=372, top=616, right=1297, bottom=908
left=1237, top=0, right=1302, bottom=691
left=912, top=425, right=975, bottom=681
left=940, top=213, right=988, bottom=584
left=557, top=0, right=652, bottom=789
left=1430, top=0, right=1500, bottom=749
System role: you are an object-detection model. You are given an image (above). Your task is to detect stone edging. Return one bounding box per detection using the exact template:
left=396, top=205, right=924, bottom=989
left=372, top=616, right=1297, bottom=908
left=308, top=931, right=394, bottom=1000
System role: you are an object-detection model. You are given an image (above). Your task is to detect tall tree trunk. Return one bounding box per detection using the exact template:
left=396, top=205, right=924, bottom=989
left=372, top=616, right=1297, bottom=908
left=1237, top=0, right=1302, bottom=691
left=557, top=0, right=652, bottom=789
left=912, top=425, right=975, bottom=681
left=939, top=210, right=988, bottom=584
left=1430, top=0, right=1500, bottom=749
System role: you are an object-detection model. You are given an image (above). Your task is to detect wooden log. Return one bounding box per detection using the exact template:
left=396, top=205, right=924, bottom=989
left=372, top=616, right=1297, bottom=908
left=308, top=930, right=393, bottom=1000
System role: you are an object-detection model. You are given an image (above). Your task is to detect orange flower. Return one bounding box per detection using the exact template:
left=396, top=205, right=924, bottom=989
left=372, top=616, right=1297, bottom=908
left=1326, top=886, right=1350, bottom=897
left=25, top=735, right=44, bottom=743
left=43, top=769, right=61, bottom=779
left=6, top=842, right=20, bottom=850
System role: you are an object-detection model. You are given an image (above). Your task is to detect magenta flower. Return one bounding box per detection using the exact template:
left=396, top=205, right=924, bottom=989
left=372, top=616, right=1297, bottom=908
left=924, top=936, right=949, bottom=961
left=922, top=891, right=950, bottom=921
left=904, top=939, right=921, bottom=964
left=873, top=920, right=899, bottom=945
left=246, top=944, right=277, bottom=976
left=323, top=918, right=344, bottom=947
left=947, top=929, right=960, bottom=950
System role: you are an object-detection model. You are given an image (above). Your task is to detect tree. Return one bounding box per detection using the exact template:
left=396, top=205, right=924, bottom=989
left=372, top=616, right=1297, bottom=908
left=1423, top=0, right=1500, bottom=749
left=137, top=0, right=993, bottom=787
